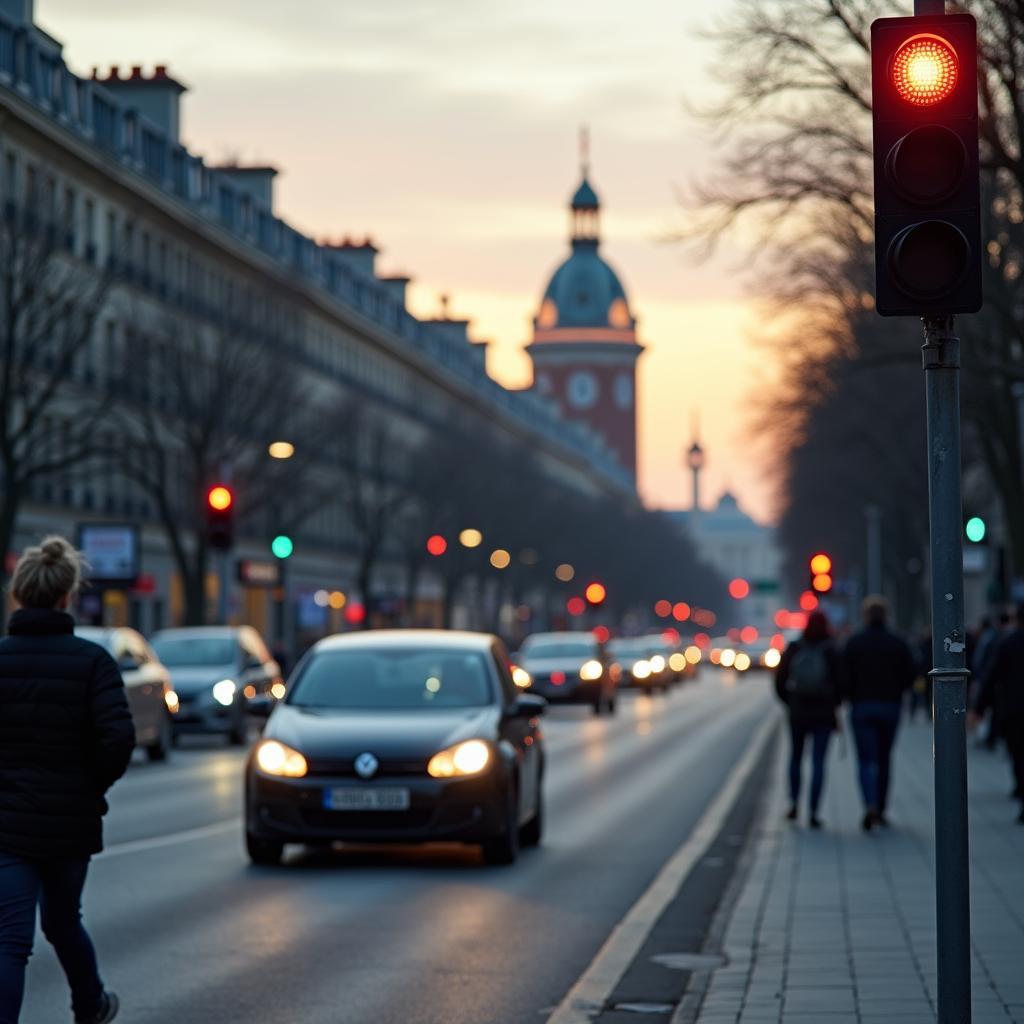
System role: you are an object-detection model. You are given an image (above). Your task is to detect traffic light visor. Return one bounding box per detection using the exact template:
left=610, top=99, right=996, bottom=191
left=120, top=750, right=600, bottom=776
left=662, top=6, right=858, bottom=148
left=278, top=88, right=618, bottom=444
left=892, top=34, right=958, bottom=106
left=809, top=554, right=832, bottom=575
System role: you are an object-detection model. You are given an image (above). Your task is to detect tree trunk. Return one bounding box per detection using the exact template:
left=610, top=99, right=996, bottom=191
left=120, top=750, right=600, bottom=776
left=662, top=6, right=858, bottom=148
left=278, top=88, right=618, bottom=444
left=357, top=545, right=378, bottom=631
left=403, top=557, right=421, bottom=626
left=0, top=484, right=22, bottom=633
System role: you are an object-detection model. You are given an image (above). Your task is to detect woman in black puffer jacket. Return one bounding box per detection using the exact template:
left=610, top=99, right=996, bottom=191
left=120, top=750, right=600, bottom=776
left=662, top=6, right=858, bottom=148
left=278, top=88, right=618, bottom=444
left=0, top=537, right=134, bottom=1024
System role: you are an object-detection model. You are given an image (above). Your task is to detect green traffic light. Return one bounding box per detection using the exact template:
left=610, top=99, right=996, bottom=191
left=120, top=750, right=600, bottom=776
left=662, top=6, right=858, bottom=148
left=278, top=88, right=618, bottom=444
left=965, top=517, right=986, bottom=544
left=271, top=535, right=294, bottom=559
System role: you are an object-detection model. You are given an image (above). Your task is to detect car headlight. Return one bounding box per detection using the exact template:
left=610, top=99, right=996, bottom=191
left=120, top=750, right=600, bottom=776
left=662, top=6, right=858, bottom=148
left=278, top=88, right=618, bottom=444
left=255, top=740, right=308, bottom=778
left=650, top=655, right=666, bottom=673
left=632, top=660, right=651, bottom=679
left=511, top=665, right=532, bottom=688
left=212, top=679, right=237, bottom=706
left=579, top=659, right=603, bottom=681
left=164, top=690, right=179, bottom=714
left=427, top=739, right=491, bottom=778
left=270, top=682, right=287, bottom=700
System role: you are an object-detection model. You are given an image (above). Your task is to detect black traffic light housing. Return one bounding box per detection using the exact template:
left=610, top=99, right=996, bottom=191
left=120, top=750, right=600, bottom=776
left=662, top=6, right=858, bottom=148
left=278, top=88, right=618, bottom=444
left=206, top=485, right=234, bottom=551
left=871, top=14, right=981, bottom=316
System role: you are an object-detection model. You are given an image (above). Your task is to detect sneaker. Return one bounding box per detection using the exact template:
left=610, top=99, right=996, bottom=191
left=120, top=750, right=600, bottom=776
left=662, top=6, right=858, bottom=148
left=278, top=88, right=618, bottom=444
left=786, top=805, right=797, bottom=821
left=77, top=991, right=119, bottom=1024
left=862, top=810, right=877, bottom=832
left=809, top=816, right=823, bottom=830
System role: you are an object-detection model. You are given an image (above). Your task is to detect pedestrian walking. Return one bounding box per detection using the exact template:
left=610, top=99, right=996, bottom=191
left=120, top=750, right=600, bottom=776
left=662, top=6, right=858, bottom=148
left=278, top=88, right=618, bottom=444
left=0, top=537, right=134, bottom=1024
left=774, top=611, right=842, bottom=829
left=971, top=603, right=1024, bottom=820
left=842, top=596, right=916, bottom=831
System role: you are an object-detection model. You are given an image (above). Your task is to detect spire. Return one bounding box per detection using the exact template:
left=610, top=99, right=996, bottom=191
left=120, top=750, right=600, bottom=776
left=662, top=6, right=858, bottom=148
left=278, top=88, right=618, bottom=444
left=570, top=125, right=600, bottom=243
left=686, top=412, right=705, bottom=511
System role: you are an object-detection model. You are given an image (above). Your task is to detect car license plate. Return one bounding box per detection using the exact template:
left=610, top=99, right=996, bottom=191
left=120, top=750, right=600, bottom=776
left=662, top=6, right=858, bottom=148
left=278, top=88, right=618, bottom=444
left=323, top=787, right=410, bottom=811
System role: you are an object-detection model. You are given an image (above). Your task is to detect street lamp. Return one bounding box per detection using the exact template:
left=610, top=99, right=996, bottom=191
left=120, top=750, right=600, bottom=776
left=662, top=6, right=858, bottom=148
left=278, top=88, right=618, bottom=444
left=268, top=441, right=295, bottom=460
left=459, top=528, right=483, bottom=549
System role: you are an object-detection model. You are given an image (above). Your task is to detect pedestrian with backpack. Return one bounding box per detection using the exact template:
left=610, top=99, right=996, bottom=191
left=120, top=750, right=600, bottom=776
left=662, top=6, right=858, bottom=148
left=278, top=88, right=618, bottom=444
left=842, top=596, right=917, bottom=831
left=775, top=610, right=842, bottom=829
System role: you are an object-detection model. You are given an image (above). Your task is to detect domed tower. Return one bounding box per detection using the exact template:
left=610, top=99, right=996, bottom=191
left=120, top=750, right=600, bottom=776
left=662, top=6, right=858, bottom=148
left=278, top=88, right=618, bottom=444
left=527, top=136, right=644, bottom=479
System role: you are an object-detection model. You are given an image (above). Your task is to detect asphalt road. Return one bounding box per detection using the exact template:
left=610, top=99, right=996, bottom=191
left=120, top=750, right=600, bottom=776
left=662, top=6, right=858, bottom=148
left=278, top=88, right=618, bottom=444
left=20, top=670, right=775, bottom=1024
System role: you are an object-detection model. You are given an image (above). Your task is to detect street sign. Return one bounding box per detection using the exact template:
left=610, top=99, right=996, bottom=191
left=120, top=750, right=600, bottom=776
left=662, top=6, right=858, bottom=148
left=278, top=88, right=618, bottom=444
left=237, top=560, right=282, bottom=587
left=77, top=523, right=140, bottom=585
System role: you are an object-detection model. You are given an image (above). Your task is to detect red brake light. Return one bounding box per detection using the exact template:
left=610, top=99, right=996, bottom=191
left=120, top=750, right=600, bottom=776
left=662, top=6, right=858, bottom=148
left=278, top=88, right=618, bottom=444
left=892, top=34, right=958, bottom=107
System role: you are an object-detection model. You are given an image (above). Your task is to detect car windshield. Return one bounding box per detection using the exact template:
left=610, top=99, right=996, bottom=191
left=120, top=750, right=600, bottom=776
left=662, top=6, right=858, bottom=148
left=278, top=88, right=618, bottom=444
left=609, top=640, right=648, bottom=656
left=520, top=638, right=595, bottom=659
left=288, top=648, right=494, bottom=710
left=151, top=636, right=235, bottom=667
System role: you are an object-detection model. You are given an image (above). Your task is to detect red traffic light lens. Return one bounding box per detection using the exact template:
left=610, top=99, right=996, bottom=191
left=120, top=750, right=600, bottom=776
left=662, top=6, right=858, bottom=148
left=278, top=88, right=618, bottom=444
left=584, top=582, right=607, bottom=605
left=728, top=578, right=750, bottom=600
left=809, top=553, right=832, bottom=575
left=891, top=34, right=958, bottom=107
left=208, top=485, right=233, bottom=511
left=812, top=573, right=833, bottom=593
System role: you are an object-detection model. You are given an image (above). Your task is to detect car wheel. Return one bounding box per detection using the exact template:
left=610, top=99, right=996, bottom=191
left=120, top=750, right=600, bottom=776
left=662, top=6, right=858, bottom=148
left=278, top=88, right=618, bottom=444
left=146, top=714, right=172, bottom=762
left=481, top=786, right=520, bottom=866
left=246, top=833, right=284, bottom=866
left=520, top=782, right=543, bottom=848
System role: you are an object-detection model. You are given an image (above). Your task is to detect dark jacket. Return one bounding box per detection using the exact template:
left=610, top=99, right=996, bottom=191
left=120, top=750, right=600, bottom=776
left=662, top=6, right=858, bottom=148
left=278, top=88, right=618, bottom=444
left=975, top=627, right=1024, bottom=718
left=775, top=639, right=841, bottom=729
left=0, top=608, right=135, bottom=859
left=841, top=623, right=916, bottom=705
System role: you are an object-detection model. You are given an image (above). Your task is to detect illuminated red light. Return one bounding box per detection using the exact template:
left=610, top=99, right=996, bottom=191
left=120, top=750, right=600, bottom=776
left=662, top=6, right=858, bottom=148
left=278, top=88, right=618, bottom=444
left=728, top=578, right=750, bottom=600
left=426, top=534, right=447, bottom=556
left=694, top=632, right=711, bottom=650
left=799, top=591, right=819, bottom=612
left=740, top=626, right=759, bottom=645
left=770, top=633, right=786, bottom=651
left=344, top=602, right=366, bottom=625
left=774, top=610, right=790, bottom=628
left=207, top=485, right=233, bottom=511
left=892, top=33, right=958, bottom=107
left=566, top=597, right=586, bottom=616
left=585, top=582, right=607, bottom=605
left=593, top=625, right=610, bottom=643
left=812, top=573, right=833, bottom=593
left=662, top=628, right=680, bottom=645
left=673, top=601, right=691, bottom=622
left=810, top=553, right=832, bottom=575
left=654, top=599, right=672, bottom=618
left=551, top=671, right=566, bottom=685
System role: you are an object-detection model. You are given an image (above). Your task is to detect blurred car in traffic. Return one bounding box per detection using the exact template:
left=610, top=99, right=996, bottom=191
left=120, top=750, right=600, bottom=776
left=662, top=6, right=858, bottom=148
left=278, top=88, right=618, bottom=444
left=151, top=625, right=282, bottom=745
left=76, top=626, right=177, bottom=760
left=609, top=636, right=669, bottom=692
left=515, top=631, right=618, bottom=714
left=245, top=630, right=545, bottom=866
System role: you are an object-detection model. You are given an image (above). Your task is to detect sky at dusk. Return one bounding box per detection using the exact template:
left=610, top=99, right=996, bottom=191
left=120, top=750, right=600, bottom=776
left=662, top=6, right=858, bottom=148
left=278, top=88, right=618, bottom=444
left=36, top=0, right=775, bottom=523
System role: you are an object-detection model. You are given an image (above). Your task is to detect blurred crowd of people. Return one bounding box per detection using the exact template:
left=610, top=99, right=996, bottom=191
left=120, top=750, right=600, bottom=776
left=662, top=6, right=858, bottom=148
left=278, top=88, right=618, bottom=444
left=775, top=599, right=1024, bottom=831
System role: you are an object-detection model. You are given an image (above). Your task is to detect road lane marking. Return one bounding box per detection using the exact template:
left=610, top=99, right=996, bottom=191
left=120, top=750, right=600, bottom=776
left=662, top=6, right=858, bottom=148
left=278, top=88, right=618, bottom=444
left=98, top=818, right=241, bottom=859
left=545, top=712, right=779, bottom=1024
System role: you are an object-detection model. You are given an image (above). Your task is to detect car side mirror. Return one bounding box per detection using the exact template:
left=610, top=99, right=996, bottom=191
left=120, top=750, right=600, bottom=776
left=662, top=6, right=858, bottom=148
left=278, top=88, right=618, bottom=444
left=508, top=694, right=546, bottom=718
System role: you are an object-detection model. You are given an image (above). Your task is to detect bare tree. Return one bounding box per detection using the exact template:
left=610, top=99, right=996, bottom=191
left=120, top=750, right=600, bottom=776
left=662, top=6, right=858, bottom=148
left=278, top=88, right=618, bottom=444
left=0, top=197, right=111, bottom=592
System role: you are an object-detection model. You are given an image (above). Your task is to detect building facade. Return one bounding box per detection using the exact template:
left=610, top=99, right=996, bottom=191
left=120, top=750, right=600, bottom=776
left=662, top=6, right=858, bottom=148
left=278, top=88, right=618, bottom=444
left=526, top=160, right=643, bottom=479
left=0, top=1, right=634, bottom=640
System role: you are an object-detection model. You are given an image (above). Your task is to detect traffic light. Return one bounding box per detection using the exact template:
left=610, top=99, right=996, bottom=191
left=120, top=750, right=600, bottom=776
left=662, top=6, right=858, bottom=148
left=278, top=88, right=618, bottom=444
left=871, top=14, right=981, bottom=316
left=206, top=484, right=234, bottom=550
left=271, top=534, right=293, bottom=559
left=584, top=582, right=607, bottom=606
left=965, top=516, right=986, bottom=543
left=809, top=552, right=833, bottom=593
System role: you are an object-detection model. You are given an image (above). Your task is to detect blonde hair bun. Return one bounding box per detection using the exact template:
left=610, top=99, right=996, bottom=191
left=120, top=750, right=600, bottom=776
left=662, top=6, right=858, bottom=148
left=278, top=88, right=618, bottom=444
left=10, top=535, right=86, bottom=609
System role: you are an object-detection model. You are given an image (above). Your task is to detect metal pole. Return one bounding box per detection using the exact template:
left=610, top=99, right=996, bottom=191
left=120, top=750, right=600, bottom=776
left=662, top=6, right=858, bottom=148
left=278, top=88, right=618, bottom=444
left=217, top=549, right=230, bottom=624
left=866, top=504, right=883, bottom=595
left=922, top=315, right=971, bottom=1024
left=914, top=0, right=944, bottom=13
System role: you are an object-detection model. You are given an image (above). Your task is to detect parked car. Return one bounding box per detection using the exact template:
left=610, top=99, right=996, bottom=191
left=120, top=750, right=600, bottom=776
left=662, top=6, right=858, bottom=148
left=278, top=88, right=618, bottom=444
left=245, top=629, right=546, bottom=866
left=75, top=626, right=177, bottom=761
left=515, top=631, right=618, bottom=714
left=151, top=626, right=283, bottom=745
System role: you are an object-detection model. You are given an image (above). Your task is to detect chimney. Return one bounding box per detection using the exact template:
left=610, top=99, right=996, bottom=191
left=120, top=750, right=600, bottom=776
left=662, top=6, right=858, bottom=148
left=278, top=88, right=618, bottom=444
left=0, top=0, right=34, bottom=25
left=93, top=64, right=187, bottom=143
left=212, top=165, right=278, bottom=210
left=324, top=237, right=379, bottom=278
left=378, top=275, right=411, bottom=309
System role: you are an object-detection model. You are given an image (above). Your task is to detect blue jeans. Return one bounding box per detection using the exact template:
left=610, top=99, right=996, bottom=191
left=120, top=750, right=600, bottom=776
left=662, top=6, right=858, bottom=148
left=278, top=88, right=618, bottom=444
left=788, top=722, right=832, bottom=815
left=850, top=701, right=902, bottom=813
left=0, top=852, right=104, bottom=1024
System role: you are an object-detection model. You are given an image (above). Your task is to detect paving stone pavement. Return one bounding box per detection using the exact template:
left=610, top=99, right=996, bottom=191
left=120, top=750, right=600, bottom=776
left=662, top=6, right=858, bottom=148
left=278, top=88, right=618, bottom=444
left=686, top=711, right=1024, bottom=1024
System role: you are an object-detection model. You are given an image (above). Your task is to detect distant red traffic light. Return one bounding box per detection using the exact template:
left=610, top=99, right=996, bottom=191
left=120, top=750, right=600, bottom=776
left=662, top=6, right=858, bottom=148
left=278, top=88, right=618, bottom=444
left=654, top=599, right=672, bottom=618
left=208, top=485, right=233, bottom=511
left=584, top=582, right=607, bottom=606
left=673, top=602, right=691, bottom=622
left=799, top=591, right=819, bottom=612
left=728, top=578, right=750, bottom=600
left=566, top=596, right=586, bottom=616
left=426, top=534, right=447, bottom=557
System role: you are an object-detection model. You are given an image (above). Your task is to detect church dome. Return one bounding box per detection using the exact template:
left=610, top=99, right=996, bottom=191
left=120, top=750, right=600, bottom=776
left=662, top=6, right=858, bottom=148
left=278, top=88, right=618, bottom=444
left=538, top=246, right=634, bottom=330
left=571, top=176, right=600, bottom=210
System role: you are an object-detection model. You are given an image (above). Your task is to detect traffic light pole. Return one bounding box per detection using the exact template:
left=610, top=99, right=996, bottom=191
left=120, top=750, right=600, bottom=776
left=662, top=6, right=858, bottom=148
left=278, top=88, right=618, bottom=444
left=922, top=314, right=972, bottom=1024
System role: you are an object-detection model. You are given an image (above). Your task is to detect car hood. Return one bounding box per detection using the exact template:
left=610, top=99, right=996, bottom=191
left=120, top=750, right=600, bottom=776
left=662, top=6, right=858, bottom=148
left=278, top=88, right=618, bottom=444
left=265, top=704, right=501, bottom=760
left=164, top=665, right=236, bottom=696
left=519, top=656, right=588, bottom=673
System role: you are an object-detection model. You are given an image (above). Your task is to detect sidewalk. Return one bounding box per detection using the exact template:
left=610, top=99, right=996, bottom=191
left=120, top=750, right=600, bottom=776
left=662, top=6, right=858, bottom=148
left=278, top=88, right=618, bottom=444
left=689, top=714, right=1024, bottom=1024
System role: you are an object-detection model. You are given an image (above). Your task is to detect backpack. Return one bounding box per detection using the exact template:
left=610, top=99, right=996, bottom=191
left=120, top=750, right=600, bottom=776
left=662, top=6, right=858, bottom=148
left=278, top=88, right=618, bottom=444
left=788, top=644, right=830, bottom=698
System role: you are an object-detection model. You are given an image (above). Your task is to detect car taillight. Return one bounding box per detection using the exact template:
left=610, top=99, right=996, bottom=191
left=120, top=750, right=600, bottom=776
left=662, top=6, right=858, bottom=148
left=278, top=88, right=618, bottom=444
left=551, top=671, right=566, bottom=685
